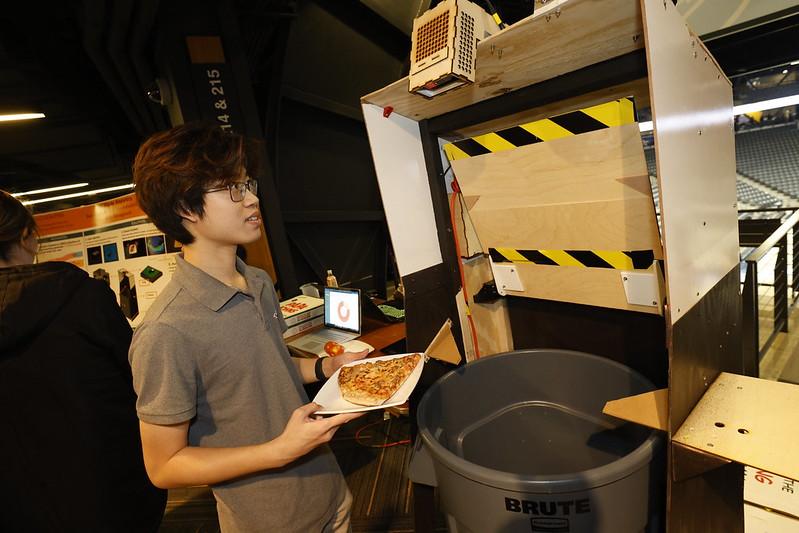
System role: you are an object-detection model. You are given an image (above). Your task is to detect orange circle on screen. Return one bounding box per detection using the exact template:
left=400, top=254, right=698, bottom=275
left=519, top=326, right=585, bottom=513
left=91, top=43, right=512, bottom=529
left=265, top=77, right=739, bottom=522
left=337, top=301, right=351, bottom=322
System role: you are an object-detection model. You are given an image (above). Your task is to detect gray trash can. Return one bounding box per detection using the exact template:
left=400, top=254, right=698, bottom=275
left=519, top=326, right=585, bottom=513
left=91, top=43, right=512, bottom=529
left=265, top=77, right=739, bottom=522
left=415, top=349, right=663, bottom=533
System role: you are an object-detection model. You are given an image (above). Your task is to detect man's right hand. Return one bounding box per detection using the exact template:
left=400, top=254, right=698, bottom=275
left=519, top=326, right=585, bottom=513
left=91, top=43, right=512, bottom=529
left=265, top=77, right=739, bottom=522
left=273, top=402, right=364, bottom=466
left=138, top=403, right=363, bottom=489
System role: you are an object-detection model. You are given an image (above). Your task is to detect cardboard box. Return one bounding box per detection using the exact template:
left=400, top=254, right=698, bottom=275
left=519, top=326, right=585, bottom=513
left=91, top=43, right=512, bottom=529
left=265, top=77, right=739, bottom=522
left=744, top=503, right=799, bottom=533
left=283, top=315, right=323, bottom=339
left=280, top=295, right=323, bottom=327
left=744, top=467, right=799, bottom=519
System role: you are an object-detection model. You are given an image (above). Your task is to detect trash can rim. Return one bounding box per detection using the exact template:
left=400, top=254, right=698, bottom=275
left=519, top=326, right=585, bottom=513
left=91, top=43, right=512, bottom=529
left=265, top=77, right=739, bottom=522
left=417, top=349, right=663, bottom=493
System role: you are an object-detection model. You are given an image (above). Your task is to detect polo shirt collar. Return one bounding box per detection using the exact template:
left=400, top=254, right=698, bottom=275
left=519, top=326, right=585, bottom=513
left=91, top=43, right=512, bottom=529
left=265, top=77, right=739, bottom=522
left=174, top=254, right=264, bottom=312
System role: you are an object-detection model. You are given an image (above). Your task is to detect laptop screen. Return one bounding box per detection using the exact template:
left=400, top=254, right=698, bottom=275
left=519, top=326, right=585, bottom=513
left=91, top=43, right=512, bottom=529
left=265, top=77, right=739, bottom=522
left=324, top=287, right=361, bottom=334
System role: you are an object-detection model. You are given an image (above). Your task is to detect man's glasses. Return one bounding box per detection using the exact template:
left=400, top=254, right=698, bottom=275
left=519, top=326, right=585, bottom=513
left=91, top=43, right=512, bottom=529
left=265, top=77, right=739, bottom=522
left=204, top=178, right=258, bottom=202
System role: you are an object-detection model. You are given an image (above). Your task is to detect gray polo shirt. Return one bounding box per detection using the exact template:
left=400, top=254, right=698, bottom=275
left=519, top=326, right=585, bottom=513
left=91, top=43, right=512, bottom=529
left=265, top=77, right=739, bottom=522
left=129, top=255, right=345, bottom=532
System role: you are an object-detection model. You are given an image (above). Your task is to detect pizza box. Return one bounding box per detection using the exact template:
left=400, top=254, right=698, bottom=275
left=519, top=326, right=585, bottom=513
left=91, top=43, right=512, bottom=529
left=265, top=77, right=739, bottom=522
left=744, top=503, right=799, bottom=533
left=283, top=315, right=324, bottom=339
left=312, top=353, right=425, bottom=415
left=744, top=467, right=799, bottom=519
left=279, top=295, right=324, bottom=327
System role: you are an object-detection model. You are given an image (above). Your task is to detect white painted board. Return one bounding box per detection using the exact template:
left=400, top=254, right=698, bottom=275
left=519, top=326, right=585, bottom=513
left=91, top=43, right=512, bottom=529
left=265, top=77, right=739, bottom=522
left=362, top=103, right=443, bottom=277
left=642, top=0, right=739, bottom=323
left=744, top=504, right=799, bottom=533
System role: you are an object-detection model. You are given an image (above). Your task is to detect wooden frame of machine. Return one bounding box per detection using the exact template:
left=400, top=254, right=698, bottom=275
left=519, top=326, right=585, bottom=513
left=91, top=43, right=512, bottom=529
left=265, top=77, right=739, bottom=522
left=362, top=0, right=798, bottom=531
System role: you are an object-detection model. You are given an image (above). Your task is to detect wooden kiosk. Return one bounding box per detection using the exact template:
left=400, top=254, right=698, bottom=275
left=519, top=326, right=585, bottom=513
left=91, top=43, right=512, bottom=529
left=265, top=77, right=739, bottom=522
left=361, top=0, right=798, bottom=530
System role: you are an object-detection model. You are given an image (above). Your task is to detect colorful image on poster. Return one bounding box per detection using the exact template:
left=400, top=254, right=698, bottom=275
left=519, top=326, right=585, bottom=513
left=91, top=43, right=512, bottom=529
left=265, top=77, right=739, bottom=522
left=87, top=246, right=102, bottom=265
left=123, top=238, right=147, bottom=259
left=140, top=265, right=163, bottom=283
left=146, top=235, right=166, bottom=255
left=102, top=242, right=119, bottom=262
left=165, top=237, right=183, bottom=254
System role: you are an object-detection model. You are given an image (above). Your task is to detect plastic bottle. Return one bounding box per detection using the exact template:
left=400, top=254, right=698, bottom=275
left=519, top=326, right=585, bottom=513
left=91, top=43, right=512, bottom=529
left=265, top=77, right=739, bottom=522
left=325, top=269, right=338, bottom=288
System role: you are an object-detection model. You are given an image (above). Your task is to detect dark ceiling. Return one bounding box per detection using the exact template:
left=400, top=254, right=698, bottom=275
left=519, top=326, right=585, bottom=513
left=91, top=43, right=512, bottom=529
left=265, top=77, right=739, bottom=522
left=0, top=2, right=143, bottom=198
left=0, top=0, right=798, bottom=213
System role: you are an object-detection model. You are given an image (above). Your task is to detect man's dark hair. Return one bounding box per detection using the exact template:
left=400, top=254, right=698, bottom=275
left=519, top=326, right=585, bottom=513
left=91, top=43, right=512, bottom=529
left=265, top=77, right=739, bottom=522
left=0, top=190, right=37, bottom=261
left=132, top=123, right=260, bottom=244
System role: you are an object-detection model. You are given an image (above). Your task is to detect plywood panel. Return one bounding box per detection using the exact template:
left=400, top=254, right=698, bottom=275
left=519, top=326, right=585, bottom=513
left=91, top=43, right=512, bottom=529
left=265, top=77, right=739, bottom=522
left=673, top=373, right=799, bottom=482
left=504, top=263, right=661, bottom=314
left=642, top=0, right=739, bottom=324
left=362, top=103, right=443, bottom=276
left=603, top=388, right=669, bottom=431
left=667, top=265, right=743, bottom=532
left=452, top=122, right=661, bottom=312
left=451, top=77, right=651, bottom=140
left=472, top=197, right=661, bottom=252
left=453, top=124, right=661, bottom=252
left=453, top=124, right=648, bottom=199
left=463, top=257, right=514, bottom=356
left=668, top=462, right=744, bottom=533
left=669, top=266, right=742, bottom=431
left=449, top=191, right=513, bottom=357
left=450, top=192, right=484, bottom=256
left=362, top=0, right=643, bottom=121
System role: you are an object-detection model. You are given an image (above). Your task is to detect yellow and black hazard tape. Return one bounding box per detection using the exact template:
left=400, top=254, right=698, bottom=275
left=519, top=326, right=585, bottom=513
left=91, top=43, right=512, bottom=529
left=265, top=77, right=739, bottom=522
left=444, top=98, right=636, bottom=161
left=489, top=247, right=654, bottom=270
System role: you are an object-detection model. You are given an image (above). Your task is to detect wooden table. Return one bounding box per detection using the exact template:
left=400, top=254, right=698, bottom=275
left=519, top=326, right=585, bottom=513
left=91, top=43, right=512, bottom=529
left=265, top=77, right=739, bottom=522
left=286, top=317, right=406, bottom=358
left=358, top=318, right=406, bottom=357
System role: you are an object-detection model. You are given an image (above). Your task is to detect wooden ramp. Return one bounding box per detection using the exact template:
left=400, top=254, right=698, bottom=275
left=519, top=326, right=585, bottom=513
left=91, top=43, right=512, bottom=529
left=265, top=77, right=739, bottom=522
left=450, top=120, right=663, bottom=314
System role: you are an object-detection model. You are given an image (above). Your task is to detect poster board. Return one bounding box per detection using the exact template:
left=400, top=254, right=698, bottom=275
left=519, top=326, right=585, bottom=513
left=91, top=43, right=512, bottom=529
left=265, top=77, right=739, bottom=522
left=34, top=193, right=180, bottom=328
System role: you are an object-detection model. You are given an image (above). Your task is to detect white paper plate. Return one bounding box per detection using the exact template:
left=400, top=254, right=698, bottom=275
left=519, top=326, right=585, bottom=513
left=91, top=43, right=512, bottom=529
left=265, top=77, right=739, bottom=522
left=312, top=353, right=425, bottom=415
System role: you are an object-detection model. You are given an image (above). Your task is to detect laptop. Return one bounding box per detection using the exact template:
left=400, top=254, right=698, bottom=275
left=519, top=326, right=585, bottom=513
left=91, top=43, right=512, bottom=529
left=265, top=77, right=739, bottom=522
left=287, top=287, right=361, bottom=355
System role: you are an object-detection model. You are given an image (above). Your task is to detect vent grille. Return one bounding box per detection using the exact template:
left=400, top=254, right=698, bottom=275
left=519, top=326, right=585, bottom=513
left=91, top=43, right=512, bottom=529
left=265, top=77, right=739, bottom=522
left=415, top=12, right=450, bottom=62
left=457, top=13, right=475, bottom=74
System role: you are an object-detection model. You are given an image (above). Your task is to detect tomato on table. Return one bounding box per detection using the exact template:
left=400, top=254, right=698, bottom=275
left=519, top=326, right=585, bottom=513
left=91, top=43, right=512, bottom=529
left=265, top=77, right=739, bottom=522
left=324, top=341, right=345, bottom=357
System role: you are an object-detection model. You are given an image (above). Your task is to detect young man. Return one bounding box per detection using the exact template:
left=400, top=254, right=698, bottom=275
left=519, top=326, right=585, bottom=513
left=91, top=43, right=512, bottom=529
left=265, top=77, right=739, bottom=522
left=130, top=124, right=366, bottom=532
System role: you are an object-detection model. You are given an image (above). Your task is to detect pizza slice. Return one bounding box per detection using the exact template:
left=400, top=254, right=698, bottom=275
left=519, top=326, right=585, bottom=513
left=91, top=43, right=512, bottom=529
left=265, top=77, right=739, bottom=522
left=338, top=353, right=422, bottom=406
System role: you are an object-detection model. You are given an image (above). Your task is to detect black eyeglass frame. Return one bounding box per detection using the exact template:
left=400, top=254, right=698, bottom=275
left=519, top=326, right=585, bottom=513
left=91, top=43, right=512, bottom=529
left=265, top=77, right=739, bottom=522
left=204, top=178, right=258, bottom=202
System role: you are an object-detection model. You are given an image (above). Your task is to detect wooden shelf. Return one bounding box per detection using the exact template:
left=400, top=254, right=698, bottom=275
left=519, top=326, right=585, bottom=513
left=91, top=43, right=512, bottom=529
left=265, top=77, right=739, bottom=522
left=673, top=373, right=799, bottom=481
left=362, top=0, right=643, bottom=121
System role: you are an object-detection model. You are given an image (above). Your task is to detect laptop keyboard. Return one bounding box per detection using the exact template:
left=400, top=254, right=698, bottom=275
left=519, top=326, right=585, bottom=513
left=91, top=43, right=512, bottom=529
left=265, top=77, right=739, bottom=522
left=303, top=341, right=324, bottom=353
left=290, top=329, right=357, bottom=354
left=326, top=330, right=357, bottom=342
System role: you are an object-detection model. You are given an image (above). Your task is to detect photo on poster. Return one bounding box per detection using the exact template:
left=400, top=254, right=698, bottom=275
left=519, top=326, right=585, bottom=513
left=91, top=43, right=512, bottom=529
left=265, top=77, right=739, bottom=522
left=146, top=235, right=166, bottom=255
left=165, top=237, right=183, bottom=254
left=87, top=246, right=102, bottom=265
left=92, top=268, right=110, bottom=286
left=118, top=269, right=139, bottom=320
left=102, top=242, right=119, bottom=262
left=123, top=238, right=147, bottom=259
left=140, top=265, right=163, bottom=284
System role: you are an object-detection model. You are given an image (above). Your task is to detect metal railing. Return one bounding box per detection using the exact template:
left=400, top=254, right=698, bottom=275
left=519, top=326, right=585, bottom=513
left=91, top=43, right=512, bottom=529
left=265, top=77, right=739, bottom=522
left=740, top=207, right=799, bottom=377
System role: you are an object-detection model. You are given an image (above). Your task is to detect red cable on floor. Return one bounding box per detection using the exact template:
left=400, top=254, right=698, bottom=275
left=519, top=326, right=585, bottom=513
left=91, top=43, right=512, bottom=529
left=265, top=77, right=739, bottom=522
left=355, top=419, right=411, bottom=448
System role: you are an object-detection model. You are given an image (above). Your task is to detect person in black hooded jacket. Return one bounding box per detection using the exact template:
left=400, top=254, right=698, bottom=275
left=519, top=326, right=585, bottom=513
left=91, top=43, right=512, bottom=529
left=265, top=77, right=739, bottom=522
left=0, top=190, right=166, bottom=532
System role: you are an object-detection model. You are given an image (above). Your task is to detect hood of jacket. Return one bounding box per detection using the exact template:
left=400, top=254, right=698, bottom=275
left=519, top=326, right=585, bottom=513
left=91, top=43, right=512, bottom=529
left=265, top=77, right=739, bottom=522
left=0, top=262, right=88, bottom=353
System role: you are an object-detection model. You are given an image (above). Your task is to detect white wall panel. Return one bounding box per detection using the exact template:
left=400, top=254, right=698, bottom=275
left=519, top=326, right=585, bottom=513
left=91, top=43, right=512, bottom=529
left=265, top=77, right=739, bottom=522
left=642, top=0, right=740, bottom=324
left=362, top=103, right=442, bottom=276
